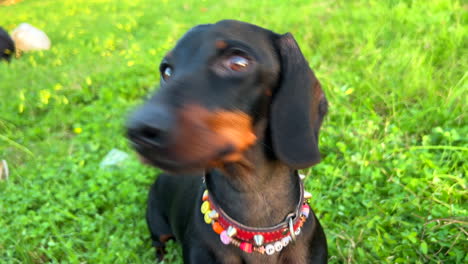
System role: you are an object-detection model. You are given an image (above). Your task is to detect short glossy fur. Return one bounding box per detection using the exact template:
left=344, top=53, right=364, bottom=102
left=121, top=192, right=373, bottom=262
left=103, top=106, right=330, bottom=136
left=127, top=20, right=328, bottom=263
left=0, top=27, right=15, bottom=62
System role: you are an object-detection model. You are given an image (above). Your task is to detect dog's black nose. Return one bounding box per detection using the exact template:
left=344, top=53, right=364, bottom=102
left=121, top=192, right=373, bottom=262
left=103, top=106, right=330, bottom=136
left=127, top=105, right=174, bottom=148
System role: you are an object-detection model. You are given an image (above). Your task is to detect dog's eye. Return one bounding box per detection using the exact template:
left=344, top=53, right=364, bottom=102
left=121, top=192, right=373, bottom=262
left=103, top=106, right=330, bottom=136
left=225, top=55, right=250, bottom=72
left=161, top=66, right=173, bottom=81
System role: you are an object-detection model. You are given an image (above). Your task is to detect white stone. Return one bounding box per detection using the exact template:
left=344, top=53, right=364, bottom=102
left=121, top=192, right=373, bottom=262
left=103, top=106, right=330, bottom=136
left=11, top=23, right=51, bottom=52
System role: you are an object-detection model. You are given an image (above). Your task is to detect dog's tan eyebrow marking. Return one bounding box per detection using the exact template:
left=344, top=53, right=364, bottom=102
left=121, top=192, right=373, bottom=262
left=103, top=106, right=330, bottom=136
left=215, top=40, right=228, bottom=49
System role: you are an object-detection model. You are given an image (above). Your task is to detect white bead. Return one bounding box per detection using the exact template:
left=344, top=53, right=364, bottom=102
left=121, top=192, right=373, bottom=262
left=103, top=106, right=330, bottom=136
left=208, top=210, right=219, bottom=220
left=281, top=236, right=291, bottom=247
left=265, top=244, right=275, bottom=255
left=253, top=234, right=264, bottom=246
left=299, top=173, right=306, bottom=180
left=295, top=227, right=301, bottom=236
left=226, top=226, right=237, bottom=237
left=274, top=241, right=283, bottom=252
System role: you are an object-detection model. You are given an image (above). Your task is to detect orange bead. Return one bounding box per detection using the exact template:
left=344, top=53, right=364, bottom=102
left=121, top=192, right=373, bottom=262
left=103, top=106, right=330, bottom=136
left=212, top=222, right=224, bottom=234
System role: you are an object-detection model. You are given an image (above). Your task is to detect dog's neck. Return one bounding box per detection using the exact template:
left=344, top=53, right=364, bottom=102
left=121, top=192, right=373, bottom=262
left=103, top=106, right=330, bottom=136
left=206, top=140, right=301, bottom=228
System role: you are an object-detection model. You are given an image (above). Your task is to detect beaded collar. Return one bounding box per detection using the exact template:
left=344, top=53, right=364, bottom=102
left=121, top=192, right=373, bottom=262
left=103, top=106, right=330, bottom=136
left=200, top=172, right=312, bottom=255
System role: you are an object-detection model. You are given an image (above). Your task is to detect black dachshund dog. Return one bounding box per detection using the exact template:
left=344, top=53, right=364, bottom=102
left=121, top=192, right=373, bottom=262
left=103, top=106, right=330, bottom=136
left=0, top=27, right=15, bottom=62
left=127, top=20, right=328, bottom=263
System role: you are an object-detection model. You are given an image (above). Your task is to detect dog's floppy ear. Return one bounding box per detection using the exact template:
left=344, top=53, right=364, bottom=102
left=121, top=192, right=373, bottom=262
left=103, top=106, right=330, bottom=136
left=270, top=33, right=328, bottom=169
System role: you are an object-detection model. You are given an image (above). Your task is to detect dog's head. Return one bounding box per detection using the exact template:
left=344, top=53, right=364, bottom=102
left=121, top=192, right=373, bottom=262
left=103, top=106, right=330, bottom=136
left=127, top=20, right=327, bottom=173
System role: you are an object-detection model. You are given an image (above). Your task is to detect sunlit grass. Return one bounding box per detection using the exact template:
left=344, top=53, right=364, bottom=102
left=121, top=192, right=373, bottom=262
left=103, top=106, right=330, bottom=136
left=0, top=0, right=466, bottom=263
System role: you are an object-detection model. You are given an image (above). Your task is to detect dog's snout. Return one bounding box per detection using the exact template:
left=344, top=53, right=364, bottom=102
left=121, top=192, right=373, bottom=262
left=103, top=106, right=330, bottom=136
left=127, top=105, right=174, bottom=148
left=136, top=122, right=169, bottom=147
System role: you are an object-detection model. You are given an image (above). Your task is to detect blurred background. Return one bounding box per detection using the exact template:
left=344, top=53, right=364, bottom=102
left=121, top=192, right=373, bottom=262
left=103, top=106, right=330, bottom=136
left=0, top=0, right=466, bottom=263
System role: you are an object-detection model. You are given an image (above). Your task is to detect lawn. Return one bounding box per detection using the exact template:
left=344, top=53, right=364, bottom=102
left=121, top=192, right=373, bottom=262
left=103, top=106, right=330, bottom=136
left=0, top=0, right=466, bottom=263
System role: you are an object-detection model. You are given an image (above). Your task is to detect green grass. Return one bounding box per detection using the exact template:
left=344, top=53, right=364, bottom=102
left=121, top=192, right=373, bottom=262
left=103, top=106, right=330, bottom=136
left=0, top=0, right=466, bottom=263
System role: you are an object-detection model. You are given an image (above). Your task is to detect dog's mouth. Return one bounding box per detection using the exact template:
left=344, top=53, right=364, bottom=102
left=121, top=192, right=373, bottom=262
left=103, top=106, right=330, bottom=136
left=128, top=104, right=257, bottom=173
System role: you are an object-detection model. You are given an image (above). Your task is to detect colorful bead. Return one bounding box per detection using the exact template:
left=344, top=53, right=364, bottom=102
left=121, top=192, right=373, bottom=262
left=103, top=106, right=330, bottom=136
left=301, top=204, right=310, bottom=218
left=298, top=220, right=304, bottom=228
left=226, top=226, right=237, bottom=237
left=255, top=246, right=265, bottom=254
left=208, top=210, right=219, bottom=220
left=204, top=213, right=212, bottom=224
left=274, top=241, right=283, bottom=252
left=200, top=185, right=310, bottom=255
left=265, top=244, right=275, bottom=255
left=240, top=242, right=253, bottom=253
left=253, top=234, right=264, bottom=246
left=201, top=201, right=210, bottom=214
left=212, top=222, right=224, bottom=234
left=231, top=239, right=241, bottom=247
left=294, top=227, right=301, bottom=236
left=220, top=230, right=231, bottom=245
left=281, top=236, right=291, bottom=247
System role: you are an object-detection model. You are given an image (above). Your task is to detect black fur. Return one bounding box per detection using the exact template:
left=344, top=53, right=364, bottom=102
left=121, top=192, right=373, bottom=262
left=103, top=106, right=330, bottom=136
left=127, top=20, right=328, bottom=263
left=0, top=27, right=15, bottom=62
left=271, top=33, right=326, bottom=169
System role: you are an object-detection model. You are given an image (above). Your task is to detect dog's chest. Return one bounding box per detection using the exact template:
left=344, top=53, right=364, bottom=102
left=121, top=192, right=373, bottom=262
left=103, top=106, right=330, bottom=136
left=210, top=244, right=308, bottom=264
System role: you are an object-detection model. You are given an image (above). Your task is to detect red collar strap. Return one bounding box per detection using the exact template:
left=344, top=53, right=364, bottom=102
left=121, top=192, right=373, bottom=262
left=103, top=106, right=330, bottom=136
left=200, top=172, right=312, bottom=255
